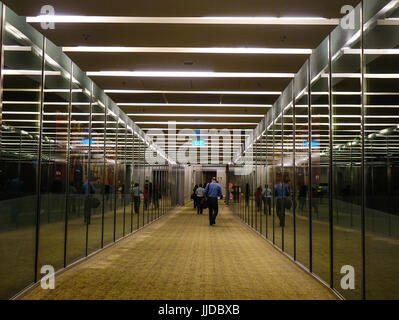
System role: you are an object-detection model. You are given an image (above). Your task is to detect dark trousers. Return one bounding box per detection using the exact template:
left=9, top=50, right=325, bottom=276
left=208, top=197, right=218, bottom=225
left=133, top=196, right=140, bottom=214
left=193, top=195, right=197, bottom=209
left=84, top=196, right=91, bottom=224
left=276, top=198, right=285, bottom=227
left=197, top=197, right=204, bottom=214
left=263, top=198, right=271, bottom=215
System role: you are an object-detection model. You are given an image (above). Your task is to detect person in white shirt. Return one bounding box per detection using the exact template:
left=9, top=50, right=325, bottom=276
left=262, top=184, right=272, bottom=215
left=195, top=184, right=205, bottom=214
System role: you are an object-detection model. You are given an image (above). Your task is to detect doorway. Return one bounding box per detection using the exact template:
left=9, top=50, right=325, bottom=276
left=203, top=171, right=217, bottom=185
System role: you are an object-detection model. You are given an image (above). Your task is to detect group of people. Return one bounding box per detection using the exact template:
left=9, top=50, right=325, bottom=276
left=192, top=178, right=223, bottom=226
left=131, top=180, right=161, bottom=215
left=250, top=183, right=292, bottom=228
left=254, top=185, right=272, bottom=216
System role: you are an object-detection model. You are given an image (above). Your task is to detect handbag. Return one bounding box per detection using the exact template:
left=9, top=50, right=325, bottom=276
left=202, top=197, right=208, bottom=209
left=90, top=197, right=101, bottom=209
left=284, top=198, right=292, bottom=210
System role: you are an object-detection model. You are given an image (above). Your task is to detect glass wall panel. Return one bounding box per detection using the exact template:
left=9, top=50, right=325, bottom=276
left=87, top=84, right=106, bottom=254
left=364, top=0, right=399, bottom=300
left=115, top=119, right=126, bottom=240
left=310, top=37, right=331, bottom=284
left=66, top=64, right=91, bottom=264
left=294, top=63, right=310, bottom=269
left=282, top=85, right=295, bottom=257
left=37, top=39, right=70, bottom=274
left=331, top=4, right=363, bottom=299
left=125, top=129, right=133, bottom=234
left=103, top=102, right=117, bottom=245
left=265, top=112, right=274, bottom=241
left=132, top=134, right=141, bottom=230
left=0, top=6, right=42, bottom=299
left=273, top=98, right=283, bottom=249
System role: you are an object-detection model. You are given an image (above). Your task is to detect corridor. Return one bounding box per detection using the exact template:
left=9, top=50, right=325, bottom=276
left=22, top=204, right=335, bottom=300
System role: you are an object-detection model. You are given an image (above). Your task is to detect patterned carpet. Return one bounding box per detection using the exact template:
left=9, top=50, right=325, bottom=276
left=22, top=203, right=336, bottom=300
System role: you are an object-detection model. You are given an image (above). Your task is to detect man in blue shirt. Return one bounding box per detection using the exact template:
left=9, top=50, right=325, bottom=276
left=204, top=177, right=223, bottom=226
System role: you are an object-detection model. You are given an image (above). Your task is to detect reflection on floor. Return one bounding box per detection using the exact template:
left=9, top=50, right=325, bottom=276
left=22, top=203, right=336, bottom=300
left=235, top=200, right=399, bottom=300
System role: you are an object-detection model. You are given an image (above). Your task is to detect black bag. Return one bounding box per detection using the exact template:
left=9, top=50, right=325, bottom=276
left=284, top=198, right=292, bottom=210
left=202, top=197, right=208, bottom=209
left=90, top=197, right=101, bottom=209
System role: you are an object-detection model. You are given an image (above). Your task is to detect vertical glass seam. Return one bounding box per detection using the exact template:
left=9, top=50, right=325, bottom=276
left=63, top=61, right=73, bottom=268
left=34, top=36, right=46, bottom=283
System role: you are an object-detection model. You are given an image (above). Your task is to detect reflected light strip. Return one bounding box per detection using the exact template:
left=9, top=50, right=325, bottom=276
left=4, top=45, right=32, bottom=52
left=105, top=89, right=281, bottom=95
left=63, top=46, right=313, bottom=55
left=27, top=16, right=339, bottom=25
left=128, top=113, right=264, bottom=118
left=119, top=103, right=270, bottom=108
left=136, top=121, right=257, bottom=125
left=3, top=70, right=62, bottom=76
left=344, top=48, right=399, bottom=55
left=144, top=128, right=250, bottom=133
left=87, top=71, right=295, bottom=78
left=147, top=133, right=248, bottom=137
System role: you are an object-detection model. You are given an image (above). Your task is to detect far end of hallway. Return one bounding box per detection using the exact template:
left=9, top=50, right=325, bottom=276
left=22, top=203, right=337, bottom=300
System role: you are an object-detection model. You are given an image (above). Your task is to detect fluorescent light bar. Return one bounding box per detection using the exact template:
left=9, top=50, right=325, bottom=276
left=63, top=46, right=312, bottom=55
left=128, top=113, right=264, bottom=118
left=87, top=71, right=295, bottom=78
left=119, top=103, right=270, bottom=108
left=4, top=45, right=32, bottom=52
left=3, top=70, right=61, bottom=76
left=344, top=48, right=399, bottom=55
left=27, top=16, right=339, bottom=26
left=136, top=121, right=257, bottom=125
left=105, top=89, right=281, bottom=95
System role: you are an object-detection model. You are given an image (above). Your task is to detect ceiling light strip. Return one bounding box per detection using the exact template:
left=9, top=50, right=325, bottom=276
left=87, top=71, right=295, bottom=78
left=119, top=103, right=270, bottom=108
left=105, top=89, right=281, bottom=95
left=27, top=16, right=339, bottom=26
left=63, top=46, right=312, bottom=54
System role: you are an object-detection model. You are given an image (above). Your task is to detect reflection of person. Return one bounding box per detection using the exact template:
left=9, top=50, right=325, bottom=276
left=275, top=182, right=290, bottom=227
left=83, top=180, right=96, bottom=224
left=69, top=183, right=78, bottom=215
left=262, top=185, right=272, bottom=215
left=195, top=184, right=205, bottom=215
left=255, top=187, right=262, bottom=213
left=298, top=185, right=308, bottom=213
left=7, top=176, right=25, bottom=227
left=132, top=183, right=143, bottom=214
left=205, top=177, right=223, bottom=226
left=245, top=183, right=250, bottom=206
left=144, top=182, right=149, bottom=210
left=192, top=185, right=198, bottom=209
left=153, top=186, right=160, bottom=209
left=312, top=186, right=319, bottom=218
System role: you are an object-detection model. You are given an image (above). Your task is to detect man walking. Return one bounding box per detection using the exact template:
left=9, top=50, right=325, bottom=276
left=204, top=177, right=223, bottom=226
left=132, top=183, right=143, bottom=214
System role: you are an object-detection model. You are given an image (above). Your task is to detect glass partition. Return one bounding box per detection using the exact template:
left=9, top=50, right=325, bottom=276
left=364, top=0, right=399, bottom=300
left=331, top=4, right=363, bottom=299
left=0, top=5, right=42, bottom=298
left=66, top=64, right=91, bottom=264
left=294, top=62, right=310, bottom=269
